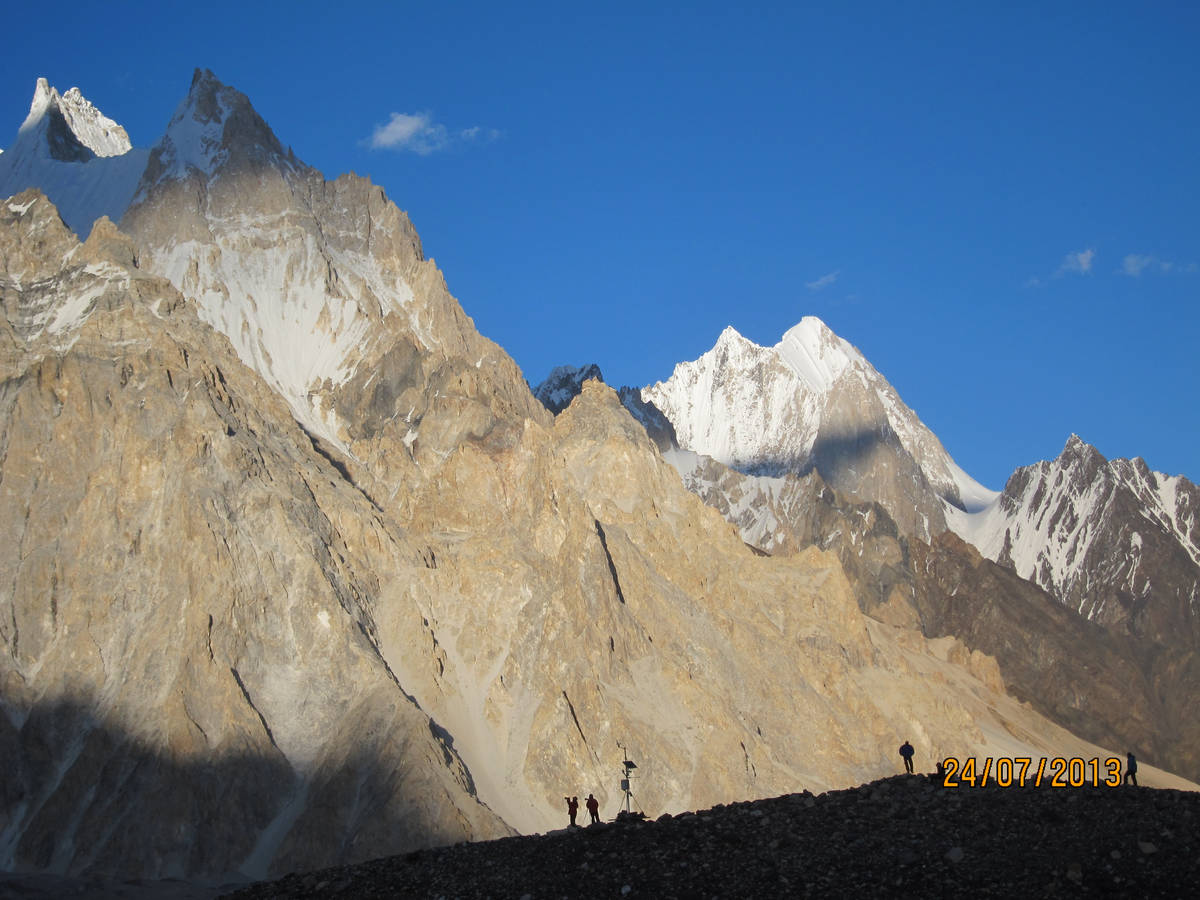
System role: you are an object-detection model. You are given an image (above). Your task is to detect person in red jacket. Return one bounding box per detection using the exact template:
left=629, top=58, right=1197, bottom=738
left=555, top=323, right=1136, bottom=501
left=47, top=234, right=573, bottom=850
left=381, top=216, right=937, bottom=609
left=585, top=793, right=600, bottom=824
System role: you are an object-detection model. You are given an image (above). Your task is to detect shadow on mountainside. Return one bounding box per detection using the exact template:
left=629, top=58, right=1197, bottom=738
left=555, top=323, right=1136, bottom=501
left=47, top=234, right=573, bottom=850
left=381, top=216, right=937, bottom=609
left=0, top=698, right=482, bottom=889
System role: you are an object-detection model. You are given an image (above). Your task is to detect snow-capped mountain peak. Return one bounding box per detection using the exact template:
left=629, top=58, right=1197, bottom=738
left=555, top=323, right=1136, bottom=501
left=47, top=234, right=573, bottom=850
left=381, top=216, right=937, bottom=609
left=947, top=434, right=1200, bottom=641
left=0, top=78, right=146, bottom=236
left=775, top=316, right=864, bottom=393
left=134, top=69, right=296, bottom=199
left=643, top=316, right=996, bottom=537
left=714, top=324, right=751, bottom=348
left=17, top=77, right=132, bottom=161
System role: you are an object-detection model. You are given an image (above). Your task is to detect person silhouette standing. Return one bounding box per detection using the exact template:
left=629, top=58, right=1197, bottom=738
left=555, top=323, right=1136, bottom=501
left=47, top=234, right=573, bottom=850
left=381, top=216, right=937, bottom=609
left=1125, top=752, right=1139, bottom=786
left=566, top=795, right=579, bottom=826
left=899, top=741, right=915, bottom=774
left=586, top=793, right=600, bottom=824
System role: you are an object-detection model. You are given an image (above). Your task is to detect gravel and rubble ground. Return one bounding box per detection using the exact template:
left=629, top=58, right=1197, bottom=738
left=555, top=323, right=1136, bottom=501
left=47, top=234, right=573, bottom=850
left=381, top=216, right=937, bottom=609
left=225, top=775, right=1199, bottom=898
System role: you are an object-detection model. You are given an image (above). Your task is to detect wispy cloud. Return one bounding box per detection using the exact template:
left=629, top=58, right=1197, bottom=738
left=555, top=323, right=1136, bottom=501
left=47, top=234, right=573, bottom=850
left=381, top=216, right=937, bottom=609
left=1056, top=248, right=1095, bottom=276
left=1120, top=253, right=1187, bottom=277
left=805, top=270, right=840, bottom=291
left=368, top=111, right=498, bottom=154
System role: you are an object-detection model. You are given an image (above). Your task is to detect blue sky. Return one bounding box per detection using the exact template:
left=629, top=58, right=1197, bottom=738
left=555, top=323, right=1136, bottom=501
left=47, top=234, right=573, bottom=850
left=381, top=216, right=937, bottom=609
left=2, top=1, right=1196, bottom=488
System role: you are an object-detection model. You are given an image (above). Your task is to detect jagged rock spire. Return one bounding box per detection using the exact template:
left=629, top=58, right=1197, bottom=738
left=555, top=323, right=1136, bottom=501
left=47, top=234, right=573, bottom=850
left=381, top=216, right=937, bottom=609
left=132, top=68, right=298, bottom=200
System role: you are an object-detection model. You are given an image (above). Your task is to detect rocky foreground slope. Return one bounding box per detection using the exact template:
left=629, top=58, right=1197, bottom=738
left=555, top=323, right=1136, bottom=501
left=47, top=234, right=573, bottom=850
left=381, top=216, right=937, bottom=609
left=228, top=776, right=1199, bottom=898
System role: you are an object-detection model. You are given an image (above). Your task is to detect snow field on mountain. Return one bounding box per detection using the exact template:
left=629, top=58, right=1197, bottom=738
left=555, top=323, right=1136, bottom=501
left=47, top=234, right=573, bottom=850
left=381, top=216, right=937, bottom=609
left=0, top=148, right=149, bottom=237
left=645, top=316, right=997, bottom=521
left=645, top=327, right=824, bottom=472
left=775, top=317, right=862, bottom=393
left=152, top=90, right=234, bottom=182
left=148, top=224, right=419, bottom=449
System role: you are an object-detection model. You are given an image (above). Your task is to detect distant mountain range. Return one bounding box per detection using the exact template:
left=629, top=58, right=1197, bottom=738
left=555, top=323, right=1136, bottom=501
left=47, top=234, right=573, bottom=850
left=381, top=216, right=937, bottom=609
left=533, top=319, right=1198, bottom=651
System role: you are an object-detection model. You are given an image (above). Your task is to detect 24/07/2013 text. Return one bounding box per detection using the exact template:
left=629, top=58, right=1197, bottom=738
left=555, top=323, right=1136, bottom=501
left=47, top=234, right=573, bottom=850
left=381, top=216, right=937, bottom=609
left=941, top=757, right=1125, bottom=788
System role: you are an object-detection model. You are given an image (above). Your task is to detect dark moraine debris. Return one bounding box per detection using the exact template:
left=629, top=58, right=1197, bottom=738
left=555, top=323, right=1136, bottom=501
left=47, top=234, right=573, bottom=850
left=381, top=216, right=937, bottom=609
left=225, top=775, right=1199, bottom=898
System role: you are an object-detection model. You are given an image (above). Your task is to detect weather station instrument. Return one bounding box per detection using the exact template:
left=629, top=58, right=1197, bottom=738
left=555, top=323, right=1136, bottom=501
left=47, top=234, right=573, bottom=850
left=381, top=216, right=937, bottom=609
left=617, top=743, right=639, bottom=814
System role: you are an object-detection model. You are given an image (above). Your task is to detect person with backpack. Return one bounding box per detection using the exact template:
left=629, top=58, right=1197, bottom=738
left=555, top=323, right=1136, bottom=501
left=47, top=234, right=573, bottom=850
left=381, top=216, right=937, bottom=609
left=899, top=740, right=915, bottom=774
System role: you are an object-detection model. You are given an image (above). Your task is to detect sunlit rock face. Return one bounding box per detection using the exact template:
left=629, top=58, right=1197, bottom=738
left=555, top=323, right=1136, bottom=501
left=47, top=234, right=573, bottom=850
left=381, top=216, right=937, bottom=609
left=120, top=68, right=549, bottom=503
left=376, top=379, right=1169, bottom=837
left=0, top=191, right=1116, bottom=880
left=0, top=192, right=508, bottom=879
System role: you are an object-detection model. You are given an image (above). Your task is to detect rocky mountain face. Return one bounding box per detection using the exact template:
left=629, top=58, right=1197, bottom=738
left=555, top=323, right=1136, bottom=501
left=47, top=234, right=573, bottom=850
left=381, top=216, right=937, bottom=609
left=531, top=364, right=677, bottom=450
left=0, top=192, right=509, bottom=879
left=947, top=435, right=1200, bottom=648
left=941, top=435, right=1200, bottom=779
left=0, top=189, right=1105, bottom=880
left=2, top=71, right=1194, bottom=888
left=665, top=448, right=1200, bottom=781
left=120, top=69, right=548, bottom=501
left=640, top=319, right=996, bottom=540
left=532, top=364, right=605, bottom=414
left=0, top=78, right=148, bottom=236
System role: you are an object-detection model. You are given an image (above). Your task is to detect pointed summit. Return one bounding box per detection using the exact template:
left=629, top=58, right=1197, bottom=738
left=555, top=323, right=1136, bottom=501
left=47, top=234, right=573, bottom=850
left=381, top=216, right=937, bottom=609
left=16, top=78, right=93, bottom=163
left=15, top=78, right=132, bottom=161
left=645, top=316, right=995, bottom=537
left=134, top=68, right=298, bottom=196
left=776, top=316, right=862, bottom=394
left=0, top=78, right=145, bottom=236
left=715, top=324, right=752, bottom=346
left=1058, top=433, right=1104, bottom=470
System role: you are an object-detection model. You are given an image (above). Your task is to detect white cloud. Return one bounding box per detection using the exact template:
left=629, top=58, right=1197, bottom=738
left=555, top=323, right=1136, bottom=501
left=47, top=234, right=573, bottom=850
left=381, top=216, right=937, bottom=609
left=1121, top=254, right=1179, bottom=276
left=368, top=112, right=496, bottom=154
left=1057, top=248, right=1095, bottom=276
left=1122, top=254, right=1151, bottom=276
left=805, top=270, right=840, bottom=291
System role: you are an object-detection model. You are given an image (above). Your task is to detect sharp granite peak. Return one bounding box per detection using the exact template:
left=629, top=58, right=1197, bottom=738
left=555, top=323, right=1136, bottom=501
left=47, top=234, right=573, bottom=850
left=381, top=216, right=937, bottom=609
left=121, top=67, right=545, bottom=474
left=21, top=76, right=132, bottom=160
left=642, top=315, right=996, bottom=539
left=0, top=77, right=148, bottom=235
left=132, top=67, right=300, bottom=203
